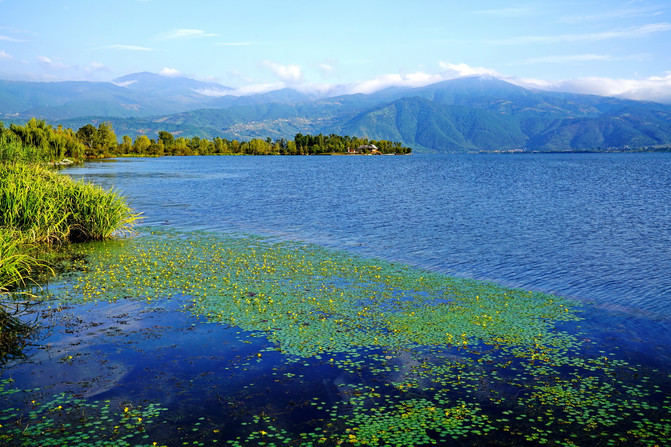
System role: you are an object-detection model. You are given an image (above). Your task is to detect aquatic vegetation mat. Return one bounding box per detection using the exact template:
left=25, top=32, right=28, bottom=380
left=0, top=377, right=168, bottom=447
left=2, top=229, right=670, bottom=446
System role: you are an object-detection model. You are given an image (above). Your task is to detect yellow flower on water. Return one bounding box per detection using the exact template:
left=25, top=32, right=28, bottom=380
left=124, top=407, right=129, bottom=413
left=259, top=430, right=267, bottom=435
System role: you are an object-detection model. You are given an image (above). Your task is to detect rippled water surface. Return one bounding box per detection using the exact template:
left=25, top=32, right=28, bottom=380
left=4, top=153, right=671, bottom=447
left=66, top=153, right=671, bottom=318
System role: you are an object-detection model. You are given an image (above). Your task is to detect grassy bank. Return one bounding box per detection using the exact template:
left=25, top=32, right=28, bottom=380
left=0, top=161, right=139, bottom=362
left=0, top=162, right=139, bottom=291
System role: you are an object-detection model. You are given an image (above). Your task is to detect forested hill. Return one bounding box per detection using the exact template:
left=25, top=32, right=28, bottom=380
left=3, top=74, right=671, bottom=153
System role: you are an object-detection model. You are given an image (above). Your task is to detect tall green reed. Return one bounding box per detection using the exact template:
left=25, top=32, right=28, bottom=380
left=0, top=131, right=49, bottom=164
left=1, top=162, right=140, bottom=294
left=0, top=163, right=140, bottom=244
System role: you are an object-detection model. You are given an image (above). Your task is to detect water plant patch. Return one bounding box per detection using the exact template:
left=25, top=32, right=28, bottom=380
left=1, top=229, right=669, bottom=446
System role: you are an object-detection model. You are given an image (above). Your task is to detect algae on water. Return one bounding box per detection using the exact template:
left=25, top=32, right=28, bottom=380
left=2, top=229, right=669, bottom=446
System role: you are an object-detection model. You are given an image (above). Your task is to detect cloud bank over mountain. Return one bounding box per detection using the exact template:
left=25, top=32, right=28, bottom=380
left=4, top=71, right=670, bottom=154
left=180, top=62, right=671, bottom=104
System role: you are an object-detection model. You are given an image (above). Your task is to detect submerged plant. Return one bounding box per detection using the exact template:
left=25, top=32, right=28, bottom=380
left=36, top=229, right=671, bottom=446
left=0, top=306, right=35, bottom=365
left=0, top=379, right=168, bottom=447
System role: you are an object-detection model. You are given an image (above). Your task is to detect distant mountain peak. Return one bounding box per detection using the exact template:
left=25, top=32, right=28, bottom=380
left=111, top=72, right=232, bottom=96
left=4, top=72, right=671, bottom=154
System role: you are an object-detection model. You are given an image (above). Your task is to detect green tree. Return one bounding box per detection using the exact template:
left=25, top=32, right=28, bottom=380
left=158, top=131, right=175, bottom=153
left=96, top=122, right=117, bottom=156
left=76, top=124, right=97, bottom=157
left=118, top=135, right=132, bottom=154
left=158, top=131, right=174, bottom=147
left=147, top=139, right=165, bottom=156
left=132, top=135, right=151, bottom=154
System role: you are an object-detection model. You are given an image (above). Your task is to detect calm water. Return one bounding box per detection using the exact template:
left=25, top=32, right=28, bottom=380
left=66, top=153, right=671, bottom=319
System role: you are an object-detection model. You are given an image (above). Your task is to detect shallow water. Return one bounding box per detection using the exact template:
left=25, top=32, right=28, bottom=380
left=65, top=154, right=671, bottom=316
left=2, top=153, right=671, bottom=446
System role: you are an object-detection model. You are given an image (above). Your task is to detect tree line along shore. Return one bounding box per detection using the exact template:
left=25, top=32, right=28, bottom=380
left=1, top=118, right=411, bottom=162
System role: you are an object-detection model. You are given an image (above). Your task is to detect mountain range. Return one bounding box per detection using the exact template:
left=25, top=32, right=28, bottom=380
left=2, top=72, right=671, bottom=153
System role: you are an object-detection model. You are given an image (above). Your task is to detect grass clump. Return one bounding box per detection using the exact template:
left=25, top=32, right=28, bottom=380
left=0, top=161, right=140, bottom=291
left=0, top=162, right=140, bottom=244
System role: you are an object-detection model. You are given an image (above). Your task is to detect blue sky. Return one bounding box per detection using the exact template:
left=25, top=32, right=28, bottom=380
left=1, top=0, right=671, bottom=101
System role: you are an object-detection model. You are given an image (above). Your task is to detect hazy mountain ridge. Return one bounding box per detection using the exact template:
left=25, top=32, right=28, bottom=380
left=3, top=73, right=671, bottom=152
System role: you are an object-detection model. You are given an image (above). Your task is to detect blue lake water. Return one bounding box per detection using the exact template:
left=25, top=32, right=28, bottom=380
left=3, top=152, right=671, bottom=446
left=66, top=153, right=671, bottom=320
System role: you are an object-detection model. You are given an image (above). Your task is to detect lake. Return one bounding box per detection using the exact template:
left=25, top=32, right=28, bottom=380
left=67, top=153, right=671, bottom=318
left=2, top=153, right=671, bottom=446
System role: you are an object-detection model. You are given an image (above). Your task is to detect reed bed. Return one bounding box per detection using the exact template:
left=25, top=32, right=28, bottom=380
left=0, top=162, right=140, bottom=294
left=0, top=162, right=140, bottom=245
left=0, top=131, right=49, bottom=164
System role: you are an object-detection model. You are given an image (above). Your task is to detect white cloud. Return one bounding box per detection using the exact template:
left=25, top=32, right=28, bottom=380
left=517, top=54, right=617, bottom=64
left=516, top=73, right=671, bottom=103
left=559, top=6, right=664, bottom=24
left=37, top=55, right=69, bottom=71
left=113, top=80, right=138, bottom=87
left=318, top=62, right=335, bottom=78
left=495, top=22, right=671, bottom=45
left=0, top=50, right=12, bottom=59
left=346, top=72, right=445, bottom=94
left=471, top=6, right=537, bottom=17
left=103, top=44, right=153, bottom=51
left=226, top=83, right=286, bottom=96
left=159, top=67, right=182, bottom=77
left=0, top=34, right=23, bottom=42
left=85, top=62, right=108, bottom=73
left=216, top=41, right=252, bottom=46
left=438, top=62, right=502, bottom=78
left=193, top=88, right=231, bottom=97
left=262, top=61, right=303, bottom=84
left=162, top=29, right=218, bottom=39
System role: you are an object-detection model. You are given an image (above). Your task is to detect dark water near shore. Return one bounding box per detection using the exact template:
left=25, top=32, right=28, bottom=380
left=66, top=153, right=671, bottom=319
